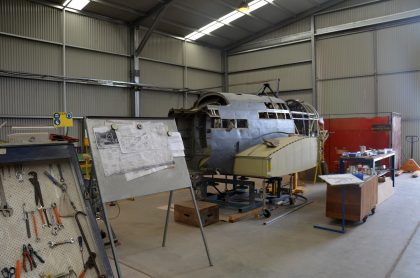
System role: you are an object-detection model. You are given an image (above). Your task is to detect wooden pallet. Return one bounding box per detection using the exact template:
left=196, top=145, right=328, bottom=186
left=219, top=207, right=261, bottom=223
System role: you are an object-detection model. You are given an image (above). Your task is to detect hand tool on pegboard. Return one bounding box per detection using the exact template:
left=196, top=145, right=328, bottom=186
left=28, top=171, right=51, bottom=227
left=0, top=174, right=13, bottom=217
left=22, top=245, right=33, bottom=272
left=22, top=203, right=31, bottom=239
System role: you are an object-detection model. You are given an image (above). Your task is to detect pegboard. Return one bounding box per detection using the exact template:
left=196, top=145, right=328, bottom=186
left=0, top=159, right=107, bottom=277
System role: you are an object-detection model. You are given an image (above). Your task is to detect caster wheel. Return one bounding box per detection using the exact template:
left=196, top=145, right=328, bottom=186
left=371, top=207, right=376, bottom=215
left=362, top=216, right=368, bottom=223
left=263, top=209, right=271, bottom=218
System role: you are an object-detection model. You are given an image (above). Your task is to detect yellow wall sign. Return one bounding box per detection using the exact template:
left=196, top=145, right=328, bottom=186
left=53, top=112, right=74, bottom=127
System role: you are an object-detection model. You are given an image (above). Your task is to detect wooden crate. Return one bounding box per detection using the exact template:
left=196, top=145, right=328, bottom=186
left=174, top=201, right=219, bottom=227
left=326, top=176, right=378, bottom=222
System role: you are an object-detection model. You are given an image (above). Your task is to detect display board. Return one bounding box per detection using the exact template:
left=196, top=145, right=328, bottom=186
left=85, top=117, right=192, bottom=203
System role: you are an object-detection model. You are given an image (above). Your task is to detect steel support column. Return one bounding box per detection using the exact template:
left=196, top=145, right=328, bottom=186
left=311, top=15, right=317, bottom=109
left=222, top=50, right=229, bottom=92
left=131, top=28, right=141, bottom=117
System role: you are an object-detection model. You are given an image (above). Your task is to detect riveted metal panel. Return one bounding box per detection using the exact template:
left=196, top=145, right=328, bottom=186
left=278, top=90, right=313, bottom=105
left=234, top=18, right=311, bottom=52
left=316, top=0, right=420, bottom=29
left=140, top=91, right=184, bottom=117
left=0, top=0, right=62, bottom=42
left=66, top=12, right=129, bottom=55
left=0, top=77, right=61, bottom=116
left=0, top=35, right=62, bottom=75
left=186, top=43, right=222, bottom=72
left=139, top=60, right=183, bottom=88
left=138, top=30, right=184, bottom=65
left=401, top=120, right=420, bottom=162
left=66, top=48, right=130, bottom=81
left=317, top=77, right=375, bottom=115
left=66, top=83, right=131, bottom=117
left=229, top=64, right=312, bottom=93
left=229, top=42, right=311, bottom=72
left=187, top=69, right=222, bottom=90
left=377, top=22, right=420, bottom=74
left=316, top=32, right=374, bottom=79
left=378, top=72, right=420, bottom=119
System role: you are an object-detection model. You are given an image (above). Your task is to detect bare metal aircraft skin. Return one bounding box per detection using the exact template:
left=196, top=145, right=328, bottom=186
left=169, top=92, right=318, bottom=175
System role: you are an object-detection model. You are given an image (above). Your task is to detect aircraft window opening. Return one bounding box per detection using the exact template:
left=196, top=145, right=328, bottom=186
left=222, top=119, right=236, bottom=129
left=286, top=113, right=292, bottom=119
left=259, top=112, right=269, bottom=119
left=277, top=113, right=285, bottom=120
left=264, top=102, right=274, bottom=109
left=211, top=118, right=222, bottom=128
left=237, top=119, right=248, bottom=128
left=268, top=112, right=277, bottom=119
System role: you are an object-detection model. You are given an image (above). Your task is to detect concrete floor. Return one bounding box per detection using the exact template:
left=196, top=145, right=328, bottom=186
left=107, top=174, right=420, bottom=278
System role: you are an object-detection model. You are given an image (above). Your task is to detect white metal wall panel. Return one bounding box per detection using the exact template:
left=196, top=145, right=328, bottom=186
left=66, top=48, right=130, bottom=81
left=229, top=42, right=311, bottom=72
left=401, top=120, right=420, bottom=162
left=0, top=77, right=61, bottom=116
left=186, top=43, right=222, bottom=72
left=316, top=32, right=374, bottom=79
left=0, top=0, right=62, bottom=42
left=139, top=60, right=183, bottom=88
left=377, top=22, right=420, bottom=74
left=139, top=30, right=184, bottom=65
left=229, top=64, right=312, bottom=93
left=140, top=91, right=184, bottom=117
left=279, top=91, right=313, bottom=105
left=0, top=35, right=61, bottom=75
left=187, top=69, right=222, bottom=90
left=232, top=18, right=311, bottom=52
left=317, top=77, right=375, bottom=115
left=66, top=84, right=131, bottom=116
left=66, top=12, right=129, bottom=55
left=316, top=0, right=420, bottom=29
left=378, top=72, right=420, bottom=119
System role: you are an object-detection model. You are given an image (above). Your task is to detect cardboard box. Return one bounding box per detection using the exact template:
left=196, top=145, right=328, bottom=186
left=175, top=201, right=219, bottom=227
left=377, top=177, right=394, bottom=205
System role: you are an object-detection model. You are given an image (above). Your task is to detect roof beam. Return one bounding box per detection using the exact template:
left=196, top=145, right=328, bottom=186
left=224, top=0, right=346, bottom=51
left=130, top=0, right=175, bottom=28
left=265, top=0, right=296, bottom=16
left=135, top=4, right=169, bottom=56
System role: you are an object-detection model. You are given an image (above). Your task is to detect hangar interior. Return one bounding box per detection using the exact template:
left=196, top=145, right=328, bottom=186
left=0, top=0, right=420, bottom=277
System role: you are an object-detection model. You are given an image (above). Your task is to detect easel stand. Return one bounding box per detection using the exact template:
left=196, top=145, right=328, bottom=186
left=162, top=188, right=213, bottom=266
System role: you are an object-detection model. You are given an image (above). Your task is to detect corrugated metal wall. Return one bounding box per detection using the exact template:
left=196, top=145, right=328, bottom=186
left=227, top=0, right=420, bottom=162
left=137, top=30, right=223, bottom=116
left=0, top=0, right=222, bottom=145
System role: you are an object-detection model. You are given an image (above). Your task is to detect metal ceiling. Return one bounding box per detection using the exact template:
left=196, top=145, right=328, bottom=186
left=40, top=0, right=335, bottom=48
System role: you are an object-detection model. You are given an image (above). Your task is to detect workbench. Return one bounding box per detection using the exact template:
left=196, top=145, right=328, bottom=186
left=339, top=152, right=395, bottom=187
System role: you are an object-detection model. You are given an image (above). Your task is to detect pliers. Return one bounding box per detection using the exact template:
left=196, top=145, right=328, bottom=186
left=22, top=245, right=33, bottom=272
left=28, top=244, right=44, bottom=268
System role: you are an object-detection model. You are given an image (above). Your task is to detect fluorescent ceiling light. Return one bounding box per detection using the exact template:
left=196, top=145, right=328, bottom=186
left=238, top=0, right=249, bottom=12
left=63, top=0, right=90, bottom=10
left=185, top=0, right=272, bottom=41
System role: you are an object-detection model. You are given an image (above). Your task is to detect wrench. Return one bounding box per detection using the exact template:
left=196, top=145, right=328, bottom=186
left=57, top=164, right=65, bottom=183
left=0, top=175, right=13, bottom=217
left=48, top=238, right=75, bottom=248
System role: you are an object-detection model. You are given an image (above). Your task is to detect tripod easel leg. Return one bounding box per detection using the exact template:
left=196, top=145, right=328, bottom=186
left=189, top=186, right=213, bottom=266
left=162, top=190, right=173, bottom=247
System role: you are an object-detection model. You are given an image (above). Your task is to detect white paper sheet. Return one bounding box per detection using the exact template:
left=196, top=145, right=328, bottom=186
left=94, top=122, right=175, bottom=176
left=168, top=131, right=185, bottom=157
left=319, top=174, right=364, bottom=186
left=125, top=165, right=171, bottom=181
